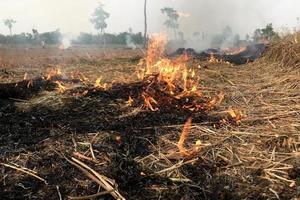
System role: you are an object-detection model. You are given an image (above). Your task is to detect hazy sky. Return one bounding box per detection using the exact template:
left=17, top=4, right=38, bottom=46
left=0, top=0, right=300, bottom=38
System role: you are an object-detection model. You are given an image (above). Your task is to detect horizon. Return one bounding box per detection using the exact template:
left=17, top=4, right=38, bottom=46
left=0, top=0, right=300, bottom=39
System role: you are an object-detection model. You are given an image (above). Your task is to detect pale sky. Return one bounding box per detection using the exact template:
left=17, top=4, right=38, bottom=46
left=0, top=0, right=299, bottom=38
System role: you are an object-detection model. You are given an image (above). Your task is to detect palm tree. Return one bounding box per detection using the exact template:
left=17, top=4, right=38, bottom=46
left=4, top=19, right=16, bottom=36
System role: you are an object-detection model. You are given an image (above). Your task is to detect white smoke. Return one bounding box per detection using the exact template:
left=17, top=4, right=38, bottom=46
left=126, top=34, right=137, bottom=50
left=59, top=34, right=73, bottom=49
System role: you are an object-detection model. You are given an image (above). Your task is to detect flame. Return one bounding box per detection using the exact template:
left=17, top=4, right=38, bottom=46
left=23, top=73, right=28, bottom=80
left=178, top=117, right=192, bottom=156
left=55, top=81, right=66, bottom=93
left=227, top=108, right=242, bottom=124
left=27, top=80, right=33, bottom=88
left=46, top=68, right=62, bottom=80
left=207, top=92, right=224, bottom=109
left=139, top=35, right=201, bottom=101
left=142, top=93, right=158, bottom=111
left=94, top=77, right=107, bottom=90
left=134, top=34, right=224, bottom=112
left=126, top=96, right=134, bottom=106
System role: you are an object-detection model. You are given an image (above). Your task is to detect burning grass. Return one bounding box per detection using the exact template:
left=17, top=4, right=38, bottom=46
left=1, top=34, right=300, bottom=199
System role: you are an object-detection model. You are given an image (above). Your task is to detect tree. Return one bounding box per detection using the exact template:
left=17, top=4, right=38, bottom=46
left=144, top=0, right=148, bottom=47
left=90, top=4, right=110, bottom=35
left=222, top=26, right=233, bottom=40
left=245, top=34, right=250, bottom=41
left=161, top=7, right=179, bottom=39
left=253, top=28, right=262, bottom=43
left=261, top=23, right=278, bottom=40
left=4, top=19, right=16, bottom=36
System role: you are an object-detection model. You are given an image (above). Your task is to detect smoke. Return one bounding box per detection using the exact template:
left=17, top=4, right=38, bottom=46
left=59, top=34, right=74, bottom=49
left=125, top=34, right=137, bottom=49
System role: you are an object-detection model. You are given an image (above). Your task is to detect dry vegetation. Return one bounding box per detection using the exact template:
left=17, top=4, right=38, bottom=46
left=0, top=34, right=300, bottom=200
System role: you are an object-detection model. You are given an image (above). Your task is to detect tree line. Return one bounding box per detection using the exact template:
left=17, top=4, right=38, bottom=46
left=0, top=2, right=279, bottom=47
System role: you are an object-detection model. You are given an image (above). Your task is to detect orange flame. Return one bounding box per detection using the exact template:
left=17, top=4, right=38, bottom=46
left=94, top=77, right=107, bottom=90
left=142, top=93, right=158, bottom=111
left=227, top=108, right=242, bottom=124
left=138, top=34, right=201, bottom=102
left=126, top=96, right=134, bottom=106
left=23, top=73, right=28, bottom=80
left=55, top=81, right=66, bottom=93
left=47, top=68, right=62, bottom=80
left=178, top=117, right=192, bottom=156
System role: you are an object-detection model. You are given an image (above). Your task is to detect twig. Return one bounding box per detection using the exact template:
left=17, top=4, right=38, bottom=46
left=0, top=163, right=47, bottom=184
left=56, top=185, right=63, bottom=200
left=66, top=157, right=125, bottom=200
left=68, top=190, right=114, bottom=200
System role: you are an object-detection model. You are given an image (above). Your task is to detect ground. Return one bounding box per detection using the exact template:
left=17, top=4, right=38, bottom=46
left=0, top=43, right=300, bottom=200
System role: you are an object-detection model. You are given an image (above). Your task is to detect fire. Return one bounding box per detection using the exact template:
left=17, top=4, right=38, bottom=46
left=207, top=92, right=225, bottom=109
left=23, top=73, right=28, bottom=80
left=142, top=93, right=158, bottom=111
left=178, top=117, right=192, bottom=156
left=46, top=68, right=62, bottom=80
left=137, top=34, right=206, bottom=111
left=55, top=81, right=66, bottom=93
left=94, top=77, right=107, bottom=90
left=126, top=96, right=134, bottom=106
left=227, top=108, right=242, bottom=124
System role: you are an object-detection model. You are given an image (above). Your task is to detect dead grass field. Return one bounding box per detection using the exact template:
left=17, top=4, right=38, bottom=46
left=0, top=40, right=300, bottom=200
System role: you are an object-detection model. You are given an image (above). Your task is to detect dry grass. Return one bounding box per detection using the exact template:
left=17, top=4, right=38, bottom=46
left=1, top=36, right=300, bottom=199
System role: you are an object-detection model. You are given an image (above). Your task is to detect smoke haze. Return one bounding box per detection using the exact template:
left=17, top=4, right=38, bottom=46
left=0, top=0, right=299, bottom=39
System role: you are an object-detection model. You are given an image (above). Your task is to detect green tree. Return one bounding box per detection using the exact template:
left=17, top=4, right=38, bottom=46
left=90, top=4, right=110, bottom=35
left=4, top=19, right=16, bottom=36
left=253, top=28, right=262, bottom=43
left=161, top=7, right=179, bottom=39
left=261, top=23, right=278, bottom=40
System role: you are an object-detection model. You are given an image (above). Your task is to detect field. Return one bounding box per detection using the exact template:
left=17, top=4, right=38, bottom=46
left=0, top=38, right=300, bottom=200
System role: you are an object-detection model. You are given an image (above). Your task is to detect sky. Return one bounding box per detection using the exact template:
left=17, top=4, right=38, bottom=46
left=0, top=0, right=300, bottom=39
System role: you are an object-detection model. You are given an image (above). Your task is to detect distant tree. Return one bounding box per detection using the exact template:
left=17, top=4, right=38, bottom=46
left=222, top=26, right=233, bottom=40
left=90, top=4, right=110, bottom=35
left=245, top=34, right=250, bottom=41
left=144, top=0, right=148, bottom=47
left=161, top=7, right=179, bottom=39
left=261, top=23, right=278, bottom=40
left=4, top=19, right=16, bottom=36
left=253, top=28, right=262, bottom=43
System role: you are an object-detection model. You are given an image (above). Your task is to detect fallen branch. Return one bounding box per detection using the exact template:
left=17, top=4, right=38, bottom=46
left=65, top=157, right=125, bottom=200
